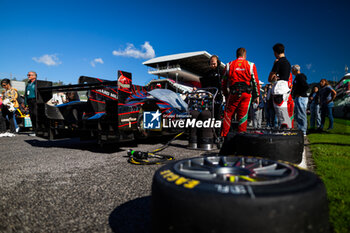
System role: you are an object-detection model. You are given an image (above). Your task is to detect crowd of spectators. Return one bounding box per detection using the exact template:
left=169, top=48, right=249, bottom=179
left=246, top=78, right=337, bottom=134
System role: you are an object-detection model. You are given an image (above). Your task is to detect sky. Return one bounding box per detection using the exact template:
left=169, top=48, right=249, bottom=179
left=1, top=0, right=350, bottom=86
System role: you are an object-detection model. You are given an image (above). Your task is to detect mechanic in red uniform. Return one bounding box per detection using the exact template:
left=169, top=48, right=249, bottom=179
left=221, top=48, right=260, bottom=136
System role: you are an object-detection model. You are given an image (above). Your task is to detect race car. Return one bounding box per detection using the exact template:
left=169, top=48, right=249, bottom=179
left=34, top=71, right=189, bottom=146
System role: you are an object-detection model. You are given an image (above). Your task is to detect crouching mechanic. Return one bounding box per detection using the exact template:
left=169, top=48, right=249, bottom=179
left=221, top=48, right=260, bottom=136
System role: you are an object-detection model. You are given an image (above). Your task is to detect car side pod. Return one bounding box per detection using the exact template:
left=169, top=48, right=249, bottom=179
left=151, top=156, right=330, bottom=233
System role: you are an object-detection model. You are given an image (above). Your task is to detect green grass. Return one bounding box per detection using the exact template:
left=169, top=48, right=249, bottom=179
left=307, top=118, right=350, bottom=233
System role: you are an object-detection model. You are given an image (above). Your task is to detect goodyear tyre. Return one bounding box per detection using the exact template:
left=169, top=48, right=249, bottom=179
left=219, top=129, right=304, bottom=163
left=152, top=156, right=329, bottom=233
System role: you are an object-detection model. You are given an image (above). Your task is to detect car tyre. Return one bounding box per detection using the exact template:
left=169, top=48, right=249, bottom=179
left=152, top=156, right=329, bottom=233
left=219, top=129, right=304, bottom=163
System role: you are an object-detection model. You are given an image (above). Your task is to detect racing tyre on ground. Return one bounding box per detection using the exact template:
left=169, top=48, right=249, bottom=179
left=152, top=156, right=329, bottom=233
left=219, top=129, right=304, bottom=163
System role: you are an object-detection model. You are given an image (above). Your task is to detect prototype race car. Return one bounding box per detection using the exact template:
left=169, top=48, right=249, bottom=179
left=35, top=71, right=190, bottom=146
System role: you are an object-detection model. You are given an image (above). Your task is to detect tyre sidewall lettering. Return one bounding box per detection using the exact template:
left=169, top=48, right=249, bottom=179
left=155, top=162, right=322, bottom=197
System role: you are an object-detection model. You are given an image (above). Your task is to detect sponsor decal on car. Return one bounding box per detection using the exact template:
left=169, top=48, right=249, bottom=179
left=94, top=89, right=118, bottom=99
left=121, top=117, right=137, bottom=127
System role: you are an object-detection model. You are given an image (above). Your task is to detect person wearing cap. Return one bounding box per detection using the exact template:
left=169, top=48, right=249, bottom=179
left=291, top=65, right=309, bottom=135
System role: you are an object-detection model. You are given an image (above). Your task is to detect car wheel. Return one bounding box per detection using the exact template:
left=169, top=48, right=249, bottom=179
left=152, top=156, right=329, bottom=233
left=219, top=129, right=304, bottom=163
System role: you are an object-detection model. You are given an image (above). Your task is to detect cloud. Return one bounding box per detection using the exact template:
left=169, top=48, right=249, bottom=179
left=32, top=54, right=62, bottom=66
left=90, top=58, right=104, bottom=67
left=112, top=41, right=155, bottom=59
left=306, top=64, right=312, bottom=70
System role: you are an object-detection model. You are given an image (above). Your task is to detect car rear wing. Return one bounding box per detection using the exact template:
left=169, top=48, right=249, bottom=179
left=37, top=78, right=119, bottom=102
left=35, top=77, right=120, bottom=138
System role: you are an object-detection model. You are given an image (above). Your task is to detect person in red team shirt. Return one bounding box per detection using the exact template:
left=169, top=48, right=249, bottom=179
left=221, top=48, right=260, bottom=136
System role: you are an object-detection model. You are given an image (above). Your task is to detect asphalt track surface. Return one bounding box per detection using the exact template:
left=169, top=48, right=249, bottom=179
left=0, top=132, right=215, bottom=233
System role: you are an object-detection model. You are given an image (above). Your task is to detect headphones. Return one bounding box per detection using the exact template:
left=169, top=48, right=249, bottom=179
left=208, top=55, right=221, bottom=66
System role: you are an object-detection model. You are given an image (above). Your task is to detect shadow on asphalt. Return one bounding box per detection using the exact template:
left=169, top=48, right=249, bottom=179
left=24, top=138, right=125, bottom=153
left=24, top=135, right=189, bottom=154
left=136, top=135, right=187, bottom=145
left=109, top=196, right=151, bottom=233
left=201, top=152, right=220, bottom=156
left=166, top=142, right=188, bottom=149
